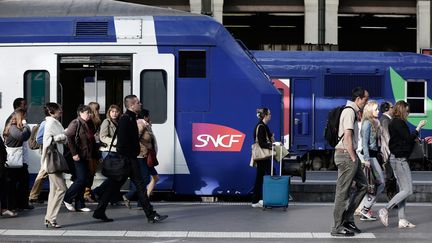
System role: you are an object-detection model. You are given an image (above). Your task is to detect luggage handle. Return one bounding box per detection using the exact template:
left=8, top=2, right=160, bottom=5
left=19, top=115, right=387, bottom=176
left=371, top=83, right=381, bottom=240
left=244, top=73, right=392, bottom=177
left=271, top=143, right=283, bottom=177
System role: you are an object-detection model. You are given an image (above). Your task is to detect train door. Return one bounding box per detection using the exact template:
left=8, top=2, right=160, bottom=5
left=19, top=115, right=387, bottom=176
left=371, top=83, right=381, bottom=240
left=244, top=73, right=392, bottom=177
left=291, top=78, right=313, bottom=151
left=58, top=55, right=132, bottom=126
left=134, top=53, right=175, bottom=190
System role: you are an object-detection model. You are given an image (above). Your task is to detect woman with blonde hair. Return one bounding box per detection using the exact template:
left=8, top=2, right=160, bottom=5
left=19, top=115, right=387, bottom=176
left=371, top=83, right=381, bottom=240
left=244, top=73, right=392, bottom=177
left=358, top=100, right=385, bottom=221
left=378, top=100, right=426, bottom=228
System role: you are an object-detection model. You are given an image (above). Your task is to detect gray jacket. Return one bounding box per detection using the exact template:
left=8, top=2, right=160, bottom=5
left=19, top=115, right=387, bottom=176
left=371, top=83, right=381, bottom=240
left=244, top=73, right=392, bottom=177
left=5, top=125, right=30, bottom=147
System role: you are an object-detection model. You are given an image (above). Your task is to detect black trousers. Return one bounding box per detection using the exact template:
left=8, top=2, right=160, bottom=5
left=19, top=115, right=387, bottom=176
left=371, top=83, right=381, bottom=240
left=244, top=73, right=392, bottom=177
left=252, top=158, right=271, bottom=203
left=95, top=156, right=155, bottom=219
left=3, top=166, right=30, bottom=210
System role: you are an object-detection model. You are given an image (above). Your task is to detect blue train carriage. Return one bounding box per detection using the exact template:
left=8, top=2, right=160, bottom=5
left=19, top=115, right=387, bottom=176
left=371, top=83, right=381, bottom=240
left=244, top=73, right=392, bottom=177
left=253, top=51, right=432, bottom=171
left=0, top=0, right=282, bottom=196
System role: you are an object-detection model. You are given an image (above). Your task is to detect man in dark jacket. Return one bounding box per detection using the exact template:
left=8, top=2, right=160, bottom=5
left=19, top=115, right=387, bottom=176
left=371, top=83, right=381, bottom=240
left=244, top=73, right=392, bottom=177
left=93, top=95, right=168, bottom=223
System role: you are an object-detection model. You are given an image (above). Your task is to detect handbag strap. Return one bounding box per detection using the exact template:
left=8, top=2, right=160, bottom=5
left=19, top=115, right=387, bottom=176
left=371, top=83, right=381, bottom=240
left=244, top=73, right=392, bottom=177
left=106, top=129, right=118, bottom=155
left=255, top=124, right=270, bottom=143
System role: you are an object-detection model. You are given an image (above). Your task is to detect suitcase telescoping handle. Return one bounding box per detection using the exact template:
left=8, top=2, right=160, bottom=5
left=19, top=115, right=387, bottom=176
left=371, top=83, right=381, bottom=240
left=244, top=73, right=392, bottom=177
left=270, top=142, right=283, bottom=176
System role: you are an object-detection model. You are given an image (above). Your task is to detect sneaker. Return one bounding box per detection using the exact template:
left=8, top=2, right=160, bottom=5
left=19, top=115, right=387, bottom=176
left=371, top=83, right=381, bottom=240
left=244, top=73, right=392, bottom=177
left=399, top=219, right=416, bottom=228
left=77, top=207, right=91, bottom=212
left=251, top=201, right=263, bottom=208
left=122, top=195, right=131, bottom=209
left=360, top=215, right=377, bottom=221
left=1, top=209, right=17, bottom=217
left=378, top=208, right=389, bottom=227
left=360, top=208, right=376, bottom=221
left=64, top=201, right=76, bottom=212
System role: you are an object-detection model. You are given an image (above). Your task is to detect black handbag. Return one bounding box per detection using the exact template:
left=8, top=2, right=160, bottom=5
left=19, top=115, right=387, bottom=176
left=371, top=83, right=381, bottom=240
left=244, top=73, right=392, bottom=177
left=101, top=130, right=129, bottom=181
left=408, top=140, right=424, bottom=160
left=46, top=137, right=69, bottom=174
left=101, top=153, right=129, bottom=182
left=364, top=166, right=377, bottom=195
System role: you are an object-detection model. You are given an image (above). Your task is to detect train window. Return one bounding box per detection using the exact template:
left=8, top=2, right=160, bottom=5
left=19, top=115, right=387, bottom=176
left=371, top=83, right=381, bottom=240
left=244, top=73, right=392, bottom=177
left=24, top=70, right=50, bottom=123
left=179, top=51, right=206, bottom=78
left=140, top=70, right=167, bottom=124
left=406, top=80, right=426, bottom=115
left=324, top=75, right=383, bottom=98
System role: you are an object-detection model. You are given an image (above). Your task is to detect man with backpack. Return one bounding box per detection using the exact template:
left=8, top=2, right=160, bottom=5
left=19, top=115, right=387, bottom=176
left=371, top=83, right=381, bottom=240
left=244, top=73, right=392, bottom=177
left=28, top=120, right=46, bottom=204
left=331, top=87, right=369, bottom=237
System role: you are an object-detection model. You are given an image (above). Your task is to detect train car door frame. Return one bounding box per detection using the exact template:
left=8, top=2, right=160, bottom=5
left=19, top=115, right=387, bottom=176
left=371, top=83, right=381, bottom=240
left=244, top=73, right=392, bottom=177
left=133, top=52, right=175, bottom=190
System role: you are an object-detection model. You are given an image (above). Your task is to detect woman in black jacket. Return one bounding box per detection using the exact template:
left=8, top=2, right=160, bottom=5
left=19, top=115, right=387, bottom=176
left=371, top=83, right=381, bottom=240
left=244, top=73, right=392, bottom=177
left=378, top=100, right=426, bottom=228
left=251, top=108, right=274, bottom=208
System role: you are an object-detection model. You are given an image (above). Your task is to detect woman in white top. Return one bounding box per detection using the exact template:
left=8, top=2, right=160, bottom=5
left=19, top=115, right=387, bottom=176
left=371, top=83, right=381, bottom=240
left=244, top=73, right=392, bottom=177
left=41, top=103, right=67, bottom=228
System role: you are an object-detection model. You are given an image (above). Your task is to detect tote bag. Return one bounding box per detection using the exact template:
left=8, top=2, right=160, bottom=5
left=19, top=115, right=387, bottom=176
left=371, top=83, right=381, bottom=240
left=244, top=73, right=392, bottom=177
left=408, top=140, right=424, bottom=160
left=251, top=124, right=274, bottom=161
left=5, top=146, right=23, bottom=168
left=46, top=142, right=69, bottom=174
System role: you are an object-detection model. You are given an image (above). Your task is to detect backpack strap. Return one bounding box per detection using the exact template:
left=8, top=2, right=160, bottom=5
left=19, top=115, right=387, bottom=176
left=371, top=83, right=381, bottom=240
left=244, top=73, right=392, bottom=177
left=338, top=106, right=357, bottom=141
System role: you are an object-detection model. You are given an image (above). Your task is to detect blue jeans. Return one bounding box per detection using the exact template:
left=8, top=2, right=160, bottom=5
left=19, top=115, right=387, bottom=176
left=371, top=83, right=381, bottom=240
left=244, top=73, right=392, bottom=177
left=125, top=158, right=150, bottom=205
left=64, top=159, right=89, bottom=209
left=385, top=155, right=413, bottom=219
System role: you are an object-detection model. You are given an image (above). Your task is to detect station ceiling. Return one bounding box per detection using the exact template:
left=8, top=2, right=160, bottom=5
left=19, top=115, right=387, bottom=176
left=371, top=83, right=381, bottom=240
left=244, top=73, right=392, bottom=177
left=119, top=0, right=419, bottom=52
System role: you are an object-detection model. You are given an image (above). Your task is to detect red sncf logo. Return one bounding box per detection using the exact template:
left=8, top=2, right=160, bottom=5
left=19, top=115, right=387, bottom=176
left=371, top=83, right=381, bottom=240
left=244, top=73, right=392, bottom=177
left=192, top=123, right=245, bottom=152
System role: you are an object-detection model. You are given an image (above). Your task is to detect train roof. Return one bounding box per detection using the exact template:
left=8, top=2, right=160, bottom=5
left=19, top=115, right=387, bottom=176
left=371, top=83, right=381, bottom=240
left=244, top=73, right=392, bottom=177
left=252, top=51, right=432, bottom=66
left=0, top=0, right=223, bottom=45
left=0, top=0, right=195, bottom=17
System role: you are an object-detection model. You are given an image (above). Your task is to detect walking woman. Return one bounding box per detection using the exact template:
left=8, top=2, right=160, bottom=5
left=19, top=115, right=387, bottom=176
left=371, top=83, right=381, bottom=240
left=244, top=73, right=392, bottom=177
left=41, top=103, right=67, bottom=228
left=2, top=108, right=31, bottom=217
left=251, top=108, right=274, bottom=208
left=63, top=105, right=94, bottom=212
left=378, top=100, right=426, bottom=228
left=92, top=104, right=121, bottom=201
left=359, top=100, right=385, bottom=221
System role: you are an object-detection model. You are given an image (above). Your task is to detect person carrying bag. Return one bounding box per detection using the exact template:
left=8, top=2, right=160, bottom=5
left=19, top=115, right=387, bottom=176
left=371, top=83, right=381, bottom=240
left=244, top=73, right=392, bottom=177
left=45, top=136, right=69, bottom=174
left=101, top=129, right=129, bottom=182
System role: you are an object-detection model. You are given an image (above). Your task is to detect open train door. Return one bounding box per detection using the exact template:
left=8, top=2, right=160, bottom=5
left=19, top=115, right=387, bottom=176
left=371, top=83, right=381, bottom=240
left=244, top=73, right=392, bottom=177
left=134, top=52, right=175, bottom=191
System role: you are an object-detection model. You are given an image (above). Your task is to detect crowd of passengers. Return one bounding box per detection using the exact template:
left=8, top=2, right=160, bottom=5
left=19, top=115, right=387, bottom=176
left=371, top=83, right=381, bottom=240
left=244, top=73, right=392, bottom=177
left=0, top=96, right=167, bottom=228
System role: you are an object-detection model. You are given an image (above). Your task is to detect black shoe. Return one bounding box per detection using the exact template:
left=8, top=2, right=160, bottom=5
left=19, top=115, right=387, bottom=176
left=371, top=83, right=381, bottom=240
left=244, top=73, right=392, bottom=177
left=343, top=222, right=361, bottom=234
left=20, top=205, right=35, bottom=210
left=93, top=213, right=114, bottom=222
left=148, top=214, right=168, bottom=223
left=331, top=228, right=355, bottom=237
left=29, top=199, right=44, bottom=204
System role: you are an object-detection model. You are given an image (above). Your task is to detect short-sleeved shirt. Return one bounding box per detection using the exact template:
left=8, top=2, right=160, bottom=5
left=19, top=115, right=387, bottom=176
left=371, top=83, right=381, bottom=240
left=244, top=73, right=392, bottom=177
left=335, top=100, right=360, bottom=150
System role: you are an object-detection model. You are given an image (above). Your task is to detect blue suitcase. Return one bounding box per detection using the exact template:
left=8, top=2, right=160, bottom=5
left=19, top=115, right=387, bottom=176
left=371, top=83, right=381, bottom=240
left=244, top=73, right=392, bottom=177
left=263, top=144, right=290, bottom=210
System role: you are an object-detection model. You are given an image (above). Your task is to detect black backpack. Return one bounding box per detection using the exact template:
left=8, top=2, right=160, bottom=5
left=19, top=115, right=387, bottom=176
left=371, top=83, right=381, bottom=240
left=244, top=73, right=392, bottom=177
left=324, top=105, right=356, bottom=147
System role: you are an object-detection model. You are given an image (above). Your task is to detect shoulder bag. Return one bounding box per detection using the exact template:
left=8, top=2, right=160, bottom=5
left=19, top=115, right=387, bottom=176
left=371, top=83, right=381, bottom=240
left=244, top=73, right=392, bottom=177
left=408, top=140, right=424, bottom=160
left=251, top=124, right=274, bottom=161
left=101, top=129, right=130, bottom=181
left=5, top=146, right=24, bottom=168
left=46, top=137, right=69, bottom=174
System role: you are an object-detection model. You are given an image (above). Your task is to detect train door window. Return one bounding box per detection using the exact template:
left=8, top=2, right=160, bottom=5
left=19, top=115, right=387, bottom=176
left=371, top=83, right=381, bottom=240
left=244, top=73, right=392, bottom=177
left=24, top=70, right=50, bottom=123
left=178, top=50, right=206, bottom=78
left=140, top=70, right=167, bottom=123
left=406, top=79, right=426, bottom=115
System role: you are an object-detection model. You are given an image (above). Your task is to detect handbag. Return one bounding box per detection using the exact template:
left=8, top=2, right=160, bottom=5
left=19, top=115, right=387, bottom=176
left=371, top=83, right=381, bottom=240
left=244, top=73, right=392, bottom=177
left=147, top=148, right=159, bottom=167
left=45, top=138, right=69, bottom=174
left=5, top=146, right=24, bottom=168
left=364, top=166, right=377, bottom=195
left=101, top=129, right=130, bottom=181
left=101, top=153, right=129, bottom=182
left=251, top=124, right=274, bottom=161
left=408, top=140, right=424, bottom=160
